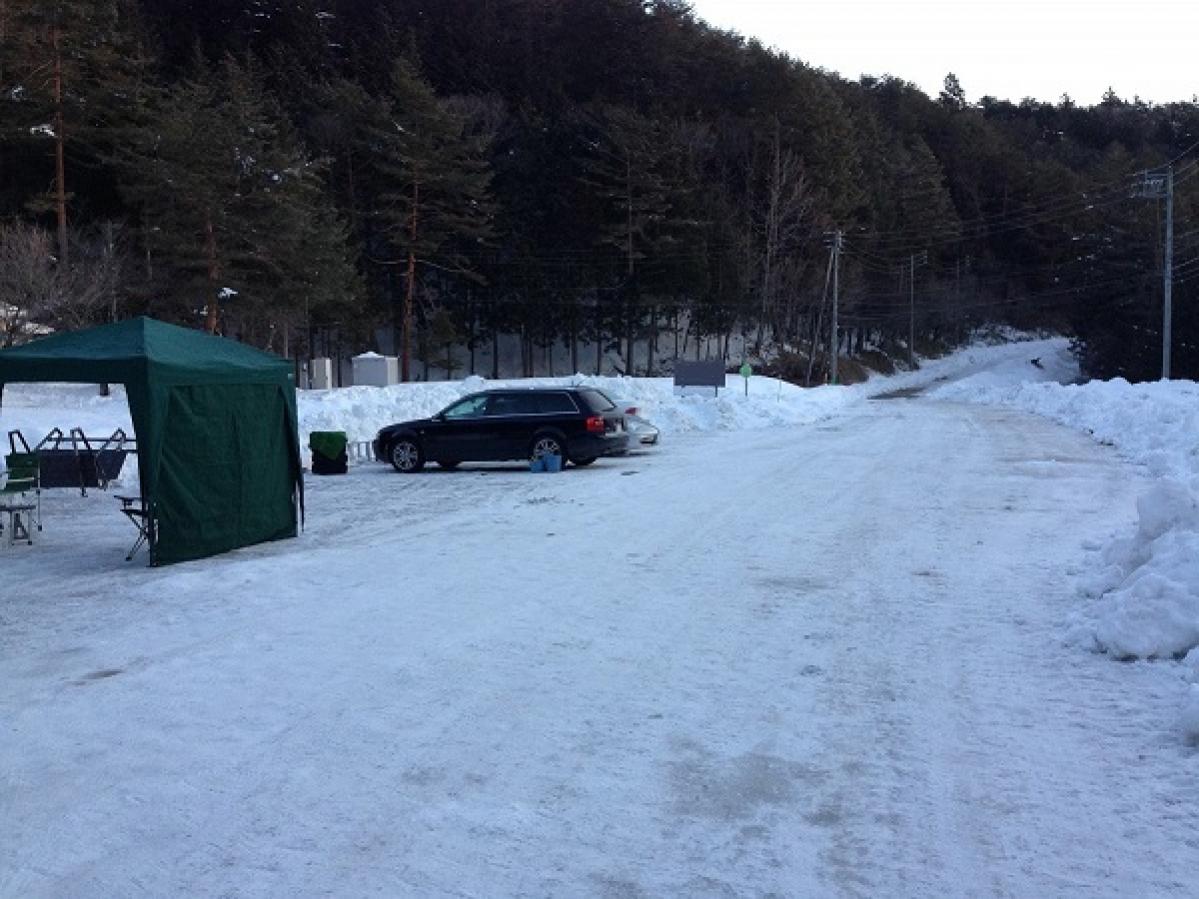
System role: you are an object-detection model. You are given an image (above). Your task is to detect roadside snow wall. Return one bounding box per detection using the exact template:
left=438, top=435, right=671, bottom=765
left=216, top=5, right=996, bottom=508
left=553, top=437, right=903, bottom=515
left=933, top=374, right=1199, bottom=741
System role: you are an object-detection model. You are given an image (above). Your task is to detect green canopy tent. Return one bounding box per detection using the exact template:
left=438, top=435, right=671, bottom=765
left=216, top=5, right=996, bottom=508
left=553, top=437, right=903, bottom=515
left=0, top=317, right=303, bottom=565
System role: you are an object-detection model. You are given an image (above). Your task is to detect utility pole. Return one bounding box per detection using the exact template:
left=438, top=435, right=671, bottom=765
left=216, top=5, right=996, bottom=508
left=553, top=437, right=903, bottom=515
left=954, top=257, right=961, bottom=342
left=909, top=254, right=916, bottom=369
left=907, top=251, right=928, bottom=369
left=805, top=249, right=836, bottom=387
left=829, top=230, right=843, bottom=384
left=1132, top=166, right=1175, bottom=379
left=1164, top=166, right=1174, bottom=379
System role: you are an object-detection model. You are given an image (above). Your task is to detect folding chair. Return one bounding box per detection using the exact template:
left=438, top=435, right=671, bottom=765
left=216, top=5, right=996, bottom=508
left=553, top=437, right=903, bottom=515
left=0, top=451, right=41, bottom=546
left=115, top=494, right=153, bottom=561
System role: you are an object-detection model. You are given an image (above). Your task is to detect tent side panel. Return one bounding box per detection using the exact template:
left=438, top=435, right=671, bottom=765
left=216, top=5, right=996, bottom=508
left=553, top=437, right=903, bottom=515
left=154, top=384, right=297, bottom=565
left=235, top=384, right=299, bottom=546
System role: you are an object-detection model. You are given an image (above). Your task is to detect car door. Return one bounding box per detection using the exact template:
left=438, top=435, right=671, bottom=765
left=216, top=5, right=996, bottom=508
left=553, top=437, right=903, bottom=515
left=425, top=394, right=491, bottom=460
left=482, top=392, right=537, bottom=459
left=455, top=394, right=511, bottom=460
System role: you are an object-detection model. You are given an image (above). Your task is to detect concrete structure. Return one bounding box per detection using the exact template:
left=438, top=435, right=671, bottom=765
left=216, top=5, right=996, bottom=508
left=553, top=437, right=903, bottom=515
left=351, top=353, right=399, bottom=387
left=307, top=358, right=334, bottom=390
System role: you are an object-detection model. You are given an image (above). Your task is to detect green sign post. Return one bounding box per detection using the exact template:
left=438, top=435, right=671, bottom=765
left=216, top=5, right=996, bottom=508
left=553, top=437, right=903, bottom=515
left=739, top=361, right=752, bottom=396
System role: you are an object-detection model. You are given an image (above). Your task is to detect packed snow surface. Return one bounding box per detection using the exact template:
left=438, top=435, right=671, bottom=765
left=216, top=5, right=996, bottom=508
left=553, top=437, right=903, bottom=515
left=4, top=336, right=1199, bottom=895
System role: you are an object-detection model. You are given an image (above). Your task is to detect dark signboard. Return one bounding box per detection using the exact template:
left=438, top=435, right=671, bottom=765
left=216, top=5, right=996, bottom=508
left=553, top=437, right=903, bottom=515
left=674, top=360, right=727, bottom=389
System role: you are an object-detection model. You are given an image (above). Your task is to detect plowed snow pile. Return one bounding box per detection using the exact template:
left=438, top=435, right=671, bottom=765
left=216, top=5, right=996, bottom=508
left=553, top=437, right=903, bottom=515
left=934, top=366, right=1199, bottom=739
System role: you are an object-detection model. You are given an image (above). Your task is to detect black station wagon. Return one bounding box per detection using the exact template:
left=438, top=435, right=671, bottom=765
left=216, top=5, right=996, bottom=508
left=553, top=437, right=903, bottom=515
left=373, top=388, right=631, bottom=472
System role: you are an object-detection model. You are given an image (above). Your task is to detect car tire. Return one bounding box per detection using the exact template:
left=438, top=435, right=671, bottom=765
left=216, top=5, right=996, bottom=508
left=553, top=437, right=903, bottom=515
left=572, top=457, right=597, bottom=467
left=438, top=460, right=461, bottom=470
left=530, top=432, right=568, bottom=463
left=388, top=438, right=424, bottom=473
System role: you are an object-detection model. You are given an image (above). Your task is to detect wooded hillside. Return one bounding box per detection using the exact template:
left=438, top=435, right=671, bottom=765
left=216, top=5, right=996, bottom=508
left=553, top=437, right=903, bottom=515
left=2, top=0, right=1196, bottom=380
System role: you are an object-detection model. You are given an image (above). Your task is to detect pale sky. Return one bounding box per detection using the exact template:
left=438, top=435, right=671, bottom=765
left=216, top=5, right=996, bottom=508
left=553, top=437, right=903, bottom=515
left=687, top=0, right=1198, bottom=106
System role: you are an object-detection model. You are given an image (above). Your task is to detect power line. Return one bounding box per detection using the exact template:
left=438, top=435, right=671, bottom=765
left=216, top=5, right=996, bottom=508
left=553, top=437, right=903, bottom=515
left=852, top=140, right=1199, bottom=241
left=848, top=155, right=1199, bottom=256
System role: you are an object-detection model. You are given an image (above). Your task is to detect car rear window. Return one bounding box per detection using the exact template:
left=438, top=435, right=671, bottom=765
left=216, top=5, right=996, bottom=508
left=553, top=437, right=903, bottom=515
left=535, top=392, right=578, bottom=414
left=578, top=389, right=616, bottom=413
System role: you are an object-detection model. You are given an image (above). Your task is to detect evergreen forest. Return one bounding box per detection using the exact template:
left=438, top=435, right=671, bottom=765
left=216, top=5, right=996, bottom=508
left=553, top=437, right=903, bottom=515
left=1, top=0, right=1197, bottom=382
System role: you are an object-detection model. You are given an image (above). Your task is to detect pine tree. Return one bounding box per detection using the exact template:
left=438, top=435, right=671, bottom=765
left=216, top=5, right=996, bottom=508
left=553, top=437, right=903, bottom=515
left=576, top=103, right=694, bottom=372
left=939, top=73, right=967, bottom=111
left=368, top=55, right=493, bottom=380
left=115, top=54, right=359, bottom=341
left=4, top=0, right=153, bottom=264
left=882, top=136, right=960, bottom=250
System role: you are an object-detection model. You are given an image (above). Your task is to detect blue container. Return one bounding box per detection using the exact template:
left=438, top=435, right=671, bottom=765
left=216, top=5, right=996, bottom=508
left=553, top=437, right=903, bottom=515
left=529, top=456, right=546, bottom=473
left=543, top=454, right=563, bottom=473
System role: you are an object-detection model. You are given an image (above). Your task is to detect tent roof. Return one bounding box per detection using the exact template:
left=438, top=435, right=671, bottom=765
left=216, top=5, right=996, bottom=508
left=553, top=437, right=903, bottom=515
left=0, top=317, right=293, bottom=386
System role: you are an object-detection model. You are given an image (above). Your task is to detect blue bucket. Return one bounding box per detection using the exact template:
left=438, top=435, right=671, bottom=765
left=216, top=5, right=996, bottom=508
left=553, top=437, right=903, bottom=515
left=543, top=454, right=563, bottom=473
left=529, top=456, right=546, bottom=473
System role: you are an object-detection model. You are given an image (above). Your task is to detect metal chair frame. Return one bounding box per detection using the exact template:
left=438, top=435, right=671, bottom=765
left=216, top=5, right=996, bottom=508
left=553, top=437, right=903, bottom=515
left=28, top=427, right=135, bottom=496
left=1, top=437, right=41, bottom=545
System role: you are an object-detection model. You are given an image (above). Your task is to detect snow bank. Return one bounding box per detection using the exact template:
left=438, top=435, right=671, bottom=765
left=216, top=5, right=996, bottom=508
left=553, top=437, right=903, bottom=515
left=936, top=375, right=1199, bottom=481
left=0, top=333, right=1068, bottom=441
left=297, top=373, right=859, bottom=444
left=0, top=335, right=1071, bottom=461
left=1077, top=483, right=1199, bottom=660
left=933, top=349, right=1199, bottom=736
left=0, top=382, right=133, bottom=438
left=935, top=347, right=1199, bottom=733
left=934, top=370, right=1199, bottom=663
left=298, top=337, right=1074, bottom=442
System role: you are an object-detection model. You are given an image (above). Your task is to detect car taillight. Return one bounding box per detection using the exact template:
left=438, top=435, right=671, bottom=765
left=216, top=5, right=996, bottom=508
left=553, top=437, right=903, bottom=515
left=625, top=406, right=638, bottom=416
left=586, top=415, right=605, bottom=433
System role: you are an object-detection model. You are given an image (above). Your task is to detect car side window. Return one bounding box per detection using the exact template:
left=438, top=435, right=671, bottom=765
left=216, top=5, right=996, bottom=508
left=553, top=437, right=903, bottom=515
left=485, top=394, right=515, bottom=416
left=535, top=393, right=577, bottom=414
left=442, top=395, right=490, bottom=419
left=489, top=393, right=539, bottom=415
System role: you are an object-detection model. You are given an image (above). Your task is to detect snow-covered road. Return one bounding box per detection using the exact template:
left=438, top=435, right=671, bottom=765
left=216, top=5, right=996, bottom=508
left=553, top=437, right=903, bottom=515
left=3, top=398, right=1198, bottom=896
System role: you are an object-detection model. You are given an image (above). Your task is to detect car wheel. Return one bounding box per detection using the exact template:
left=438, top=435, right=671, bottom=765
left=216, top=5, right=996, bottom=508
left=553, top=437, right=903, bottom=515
left=438, top=460, right=460, bottom=470
left=530, top=433, right=567, bottom=462
left=389, top=438, right=424, bottom=473
left=572, top=457, right=597, bottom=467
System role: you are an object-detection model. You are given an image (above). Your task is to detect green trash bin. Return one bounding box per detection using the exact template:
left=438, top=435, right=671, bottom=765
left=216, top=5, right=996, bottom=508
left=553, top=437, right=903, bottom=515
left=309, top=431, right=348, bottom=475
